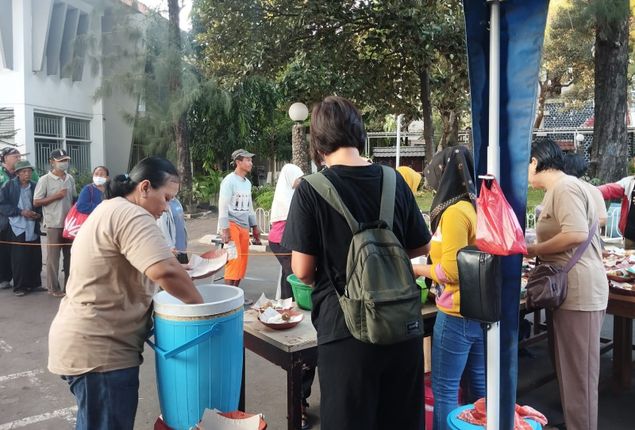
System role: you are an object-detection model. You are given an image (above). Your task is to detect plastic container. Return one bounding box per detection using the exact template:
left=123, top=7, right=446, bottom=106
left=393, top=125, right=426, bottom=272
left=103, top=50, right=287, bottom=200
left=416, top=277, right=429, bottom=304
left=287, top=274, right=313, bottom=310
left=447, top=404, right=542, bottom=429
left=148, top=285, right=244, bottom=430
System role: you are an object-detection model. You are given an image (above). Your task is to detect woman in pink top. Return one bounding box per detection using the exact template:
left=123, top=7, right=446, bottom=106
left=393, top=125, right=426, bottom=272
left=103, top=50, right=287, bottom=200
left=269, top=163, right=304, bottom=299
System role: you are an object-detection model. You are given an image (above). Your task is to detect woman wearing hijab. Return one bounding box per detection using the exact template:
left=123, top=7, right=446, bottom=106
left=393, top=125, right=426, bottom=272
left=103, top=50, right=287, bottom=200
left=413, top=145, right=484, bottom=430
left=268, top=163, right=315, bottom=429
left=269, top=163, right=304, bottom=299
left=396, top=165, right=422, bottom=195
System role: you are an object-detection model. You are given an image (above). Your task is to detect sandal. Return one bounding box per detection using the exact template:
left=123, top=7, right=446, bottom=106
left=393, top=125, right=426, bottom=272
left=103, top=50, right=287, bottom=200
left=49, top=291, right=65, bottom=298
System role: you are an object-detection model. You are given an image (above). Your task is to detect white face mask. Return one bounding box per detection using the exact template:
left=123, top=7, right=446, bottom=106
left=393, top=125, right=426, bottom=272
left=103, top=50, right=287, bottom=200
left=56, top=161, right=69, bottom=171
left=93, top=176, right=107, bottom=186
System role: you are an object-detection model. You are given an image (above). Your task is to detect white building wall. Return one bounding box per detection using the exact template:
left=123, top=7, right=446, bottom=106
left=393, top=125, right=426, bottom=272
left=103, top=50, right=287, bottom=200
left=0, top=0, right=139, bottom=175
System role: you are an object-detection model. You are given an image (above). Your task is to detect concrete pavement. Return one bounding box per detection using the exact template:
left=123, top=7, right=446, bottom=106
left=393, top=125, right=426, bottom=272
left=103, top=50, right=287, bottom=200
left=0, top=213, right=322, bottom=429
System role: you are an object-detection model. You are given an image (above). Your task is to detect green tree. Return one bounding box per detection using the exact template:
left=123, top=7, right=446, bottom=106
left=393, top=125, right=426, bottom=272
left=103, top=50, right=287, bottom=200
left=586, top=0, right=630, bottom=181
left=536, top=2, right=594, bottom=128
left=192, top=0, right=470, bottom=160
left=167, top=0, right=193, bottom=194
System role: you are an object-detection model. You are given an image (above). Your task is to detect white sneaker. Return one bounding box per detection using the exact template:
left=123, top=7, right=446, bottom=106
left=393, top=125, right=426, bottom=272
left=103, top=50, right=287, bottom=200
left=0, top=281, right=11, bottom=290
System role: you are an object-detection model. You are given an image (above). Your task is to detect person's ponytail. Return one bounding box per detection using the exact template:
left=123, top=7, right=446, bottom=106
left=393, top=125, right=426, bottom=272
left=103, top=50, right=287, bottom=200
left=105, top=174, right=136, bottom=199
left=104, top=157, right=179, bottom=200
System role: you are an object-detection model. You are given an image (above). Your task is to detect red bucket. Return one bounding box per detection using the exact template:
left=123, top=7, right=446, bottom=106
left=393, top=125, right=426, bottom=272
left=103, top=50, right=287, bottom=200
left=424, top=372, right=465, bottom=430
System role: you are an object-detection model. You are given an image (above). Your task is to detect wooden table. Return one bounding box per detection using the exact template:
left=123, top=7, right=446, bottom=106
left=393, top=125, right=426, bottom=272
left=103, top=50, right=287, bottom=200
left=607, top=292, right=635, bottom=389
left=240, top=303, right=438, bottom=430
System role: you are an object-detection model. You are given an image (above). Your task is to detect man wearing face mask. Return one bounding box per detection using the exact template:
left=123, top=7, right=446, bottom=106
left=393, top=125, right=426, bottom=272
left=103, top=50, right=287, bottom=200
left=34, top=149, right=77, bottom=297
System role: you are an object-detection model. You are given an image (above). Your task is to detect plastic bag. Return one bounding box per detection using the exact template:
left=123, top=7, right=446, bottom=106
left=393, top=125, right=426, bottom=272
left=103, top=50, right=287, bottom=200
left=475, top=177, right=527, bottom=256
left=62, top=204, right=89, bottom=240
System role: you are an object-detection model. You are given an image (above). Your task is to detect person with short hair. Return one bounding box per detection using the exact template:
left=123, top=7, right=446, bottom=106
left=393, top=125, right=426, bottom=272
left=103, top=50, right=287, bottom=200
left=526, top=139, right=606, bottom=430
left=282, top=96, right=431, bottom=429
left=48, top=156, right=203, bottom=430
left=0, top=147, right=38, bottom=290
left=217, top=149, right=260, bottom=296
left=0, top=160, right=42, bottom=296
left=33, top=149, right=76, bottom=297
left=76, top=166, right=109, bottom=215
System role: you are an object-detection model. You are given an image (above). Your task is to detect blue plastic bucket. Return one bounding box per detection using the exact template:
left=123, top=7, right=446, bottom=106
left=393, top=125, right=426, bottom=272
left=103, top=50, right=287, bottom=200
left=148, top=285, right=244, bottom=430
left=447, top=404, right=542, bottom=429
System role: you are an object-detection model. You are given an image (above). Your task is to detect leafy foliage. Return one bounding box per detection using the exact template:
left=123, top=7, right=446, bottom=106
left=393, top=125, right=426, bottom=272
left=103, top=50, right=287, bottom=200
left=192, top=0, right=470, bottom=152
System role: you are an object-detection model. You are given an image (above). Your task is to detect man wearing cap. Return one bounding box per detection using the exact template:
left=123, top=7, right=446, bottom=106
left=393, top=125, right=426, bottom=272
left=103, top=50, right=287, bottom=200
left=0, top=147, right=38, bottom=290
left=34, top=149, right=76, bottom=297
left=217, top=149, right=261, bottom=299
left=0, top=160, right=42, bottom=296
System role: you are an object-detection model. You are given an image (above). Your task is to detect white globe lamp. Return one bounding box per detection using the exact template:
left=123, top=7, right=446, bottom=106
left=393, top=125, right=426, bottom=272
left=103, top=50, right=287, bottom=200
left=288, top=102, right=309, bottom=122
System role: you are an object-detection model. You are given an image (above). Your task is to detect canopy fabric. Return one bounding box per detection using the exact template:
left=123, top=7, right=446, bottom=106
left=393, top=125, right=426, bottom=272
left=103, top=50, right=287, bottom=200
left=463, top=1, right=550, bottom=428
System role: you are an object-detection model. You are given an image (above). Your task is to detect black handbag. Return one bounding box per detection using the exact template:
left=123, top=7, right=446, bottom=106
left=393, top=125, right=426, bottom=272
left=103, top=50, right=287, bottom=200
left=457, top=245, right=502, bottom=323
left=525, top=220, right=598, bottom=311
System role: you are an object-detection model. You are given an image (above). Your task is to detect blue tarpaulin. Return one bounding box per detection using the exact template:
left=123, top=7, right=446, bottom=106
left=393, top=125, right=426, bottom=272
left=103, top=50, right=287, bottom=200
left=463, top=0, right=550, bottom=428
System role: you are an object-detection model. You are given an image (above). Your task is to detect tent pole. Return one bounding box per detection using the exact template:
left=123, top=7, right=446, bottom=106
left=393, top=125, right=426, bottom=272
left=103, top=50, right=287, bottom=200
left=486, top=1, right=501, bottom=430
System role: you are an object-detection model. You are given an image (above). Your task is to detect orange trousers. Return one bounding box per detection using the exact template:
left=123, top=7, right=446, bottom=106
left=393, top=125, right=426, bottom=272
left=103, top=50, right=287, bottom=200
left=224, top=222, right=250, bottom=281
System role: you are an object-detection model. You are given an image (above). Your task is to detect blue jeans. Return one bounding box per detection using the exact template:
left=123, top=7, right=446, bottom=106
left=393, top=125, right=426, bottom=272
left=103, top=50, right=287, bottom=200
left=432, top=312, right=485, bottom=430
left=63, top=366, right=139, bottom=430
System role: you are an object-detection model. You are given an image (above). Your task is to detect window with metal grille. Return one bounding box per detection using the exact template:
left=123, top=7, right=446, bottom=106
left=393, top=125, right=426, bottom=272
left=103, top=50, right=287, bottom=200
left=66, top=118, right=90, bottom=140
left=34, top=113, right=91, bottom=174
left=0, top=108, right=16, bottom=145
left=34, top=114, right=62, bottom=137
left=34, top=138, right=62, bottom=173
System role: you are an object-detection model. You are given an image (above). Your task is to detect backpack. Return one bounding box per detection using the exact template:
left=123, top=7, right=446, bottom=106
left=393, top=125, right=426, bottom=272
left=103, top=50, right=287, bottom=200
left=303, top=165, right=423, bottom=345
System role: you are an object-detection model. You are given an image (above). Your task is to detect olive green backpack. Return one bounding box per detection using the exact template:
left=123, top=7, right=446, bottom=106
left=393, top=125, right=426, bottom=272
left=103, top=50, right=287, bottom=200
left=303, top=165, right=422, bottom=345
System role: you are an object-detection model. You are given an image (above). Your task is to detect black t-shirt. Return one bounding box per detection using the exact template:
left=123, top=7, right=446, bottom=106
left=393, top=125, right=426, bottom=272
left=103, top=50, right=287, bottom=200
left=281, top=164, right=432, bottom=344
left=625, top=188, right=635, bottom=241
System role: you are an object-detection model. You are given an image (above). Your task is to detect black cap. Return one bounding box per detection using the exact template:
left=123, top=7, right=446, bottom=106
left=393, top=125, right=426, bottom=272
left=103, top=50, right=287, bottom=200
left=50, top=148, right=71, bottom=161
left=0, top=147, right=28, bottom=162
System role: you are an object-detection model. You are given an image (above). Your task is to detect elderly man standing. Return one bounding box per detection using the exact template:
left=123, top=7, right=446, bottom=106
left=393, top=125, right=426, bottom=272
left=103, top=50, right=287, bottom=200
left=34, top=149, right=76, bottom=297
left=217, top=149, right=261, bottom=302
left=0, top=160, right=42, bottom=296
left=0, top=147, right=39, bottom=290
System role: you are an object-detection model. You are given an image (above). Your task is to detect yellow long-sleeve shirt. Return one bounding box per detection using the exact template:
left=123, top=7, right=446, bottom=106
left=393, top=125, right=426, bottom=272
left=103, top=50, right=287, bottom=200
left=428, top=200, right=476, bottom=317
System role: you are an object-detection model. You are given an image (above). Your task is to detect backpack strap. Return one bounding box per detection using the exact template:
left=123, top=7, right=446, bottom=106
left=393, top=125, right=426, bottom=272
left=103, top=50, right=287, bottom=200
left=303, top=171, right=361, bottom=234
left=378, top=165, right=396, bottom=230
left=303, top=165, right=397, bottom=234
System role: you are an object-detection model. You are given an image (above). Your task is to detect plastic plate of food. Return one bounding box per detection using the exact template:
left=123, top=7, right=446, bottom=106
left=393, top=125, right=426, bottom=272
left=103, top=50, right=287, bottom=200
left=606, top=268, right=635, bottom=283
left=258, top=308, right=304, bottom=330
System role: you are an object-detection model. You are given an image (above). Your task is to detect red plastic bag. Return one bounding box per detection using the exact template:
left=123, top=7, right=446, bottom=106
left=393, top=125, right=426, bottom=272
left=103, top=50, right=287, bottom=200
left=62, top=204, right=89, bottom=240
left=475, top=178, right=527, bottom=256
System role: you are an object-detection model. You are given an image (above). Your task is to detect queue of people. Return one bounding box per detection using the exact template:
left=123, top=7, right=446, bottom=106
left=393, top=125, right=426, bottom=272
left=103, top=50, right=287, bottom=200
left=0, top=149, right=108, bottom=297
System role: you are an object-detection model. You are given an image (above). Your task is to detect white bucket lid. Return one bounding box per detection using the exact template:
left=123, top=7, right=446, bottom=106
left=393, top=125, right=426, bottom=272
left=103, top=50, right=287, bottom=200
left=153, top=284, right=244, bottom=317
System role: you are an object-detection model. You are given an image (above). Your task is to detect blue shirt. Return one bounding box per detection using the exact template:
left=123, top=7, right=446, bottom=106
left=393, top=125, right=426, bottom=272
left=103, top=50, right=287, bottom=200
left=9, top=184, right=37, bottom=241
left=76, top=184, right=103, bottom=215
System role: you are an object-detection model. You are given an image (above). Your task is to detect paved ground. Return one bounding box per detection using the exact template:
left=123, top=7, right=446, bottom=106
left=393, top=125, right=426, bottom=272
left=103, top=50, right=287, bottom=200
left=0, top=213, right=633, bottom=429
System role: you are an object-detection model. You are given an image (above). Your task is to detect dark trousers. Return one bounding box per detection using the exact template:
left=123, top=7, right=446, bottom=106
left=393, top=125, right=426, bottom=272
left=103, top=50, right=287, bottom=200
left=269, top=241, right=316, bottom=403
left=9, top=230, right=41, bottom=292
left=269, top=241, right=293, bottom=299
left=0, top=228, right=12, bottom=283
left=63, top=367, right=140, bottom=430
left=318, top=336, right=425, bottom=430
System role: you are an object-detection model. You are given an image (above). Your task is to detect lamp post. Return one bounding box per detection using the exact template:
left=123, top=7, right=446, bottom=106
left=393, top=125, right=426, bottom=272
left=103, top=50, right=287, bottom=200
left=288, top=102, right=309, bottom=174
left=575, top=133, right=585, bottom=152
